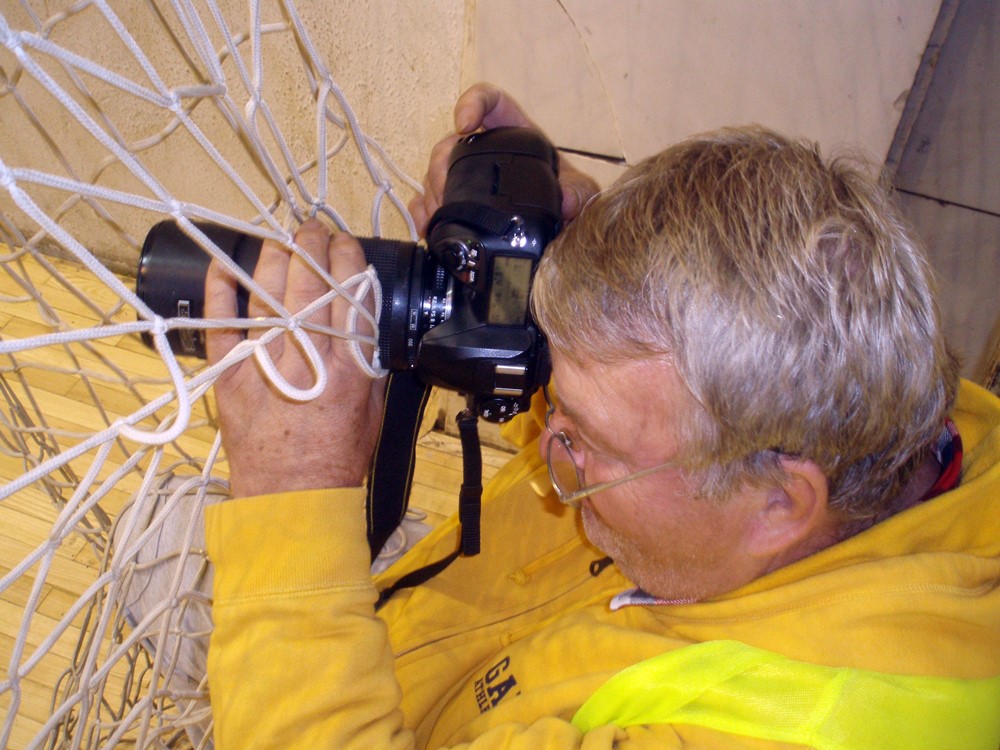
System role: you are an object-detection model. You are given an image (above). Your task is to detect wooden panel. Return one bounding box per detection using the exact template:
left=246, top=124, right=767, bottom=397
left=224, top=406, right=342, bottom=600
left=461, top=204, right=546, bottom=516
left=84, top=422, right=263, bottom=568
left=897, top=192, right=1000, bottom=377
left=895, top=0, right=1000, bottom=215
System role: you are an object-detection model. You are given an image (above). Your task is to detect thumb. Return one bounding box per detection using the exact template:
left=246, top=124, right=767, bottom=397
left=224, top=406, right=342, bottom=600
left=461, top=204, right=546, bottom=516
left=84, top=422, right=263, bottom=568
left=455, top=82, right=536, bottom=134
left=558, top=161, right=601, bottom=222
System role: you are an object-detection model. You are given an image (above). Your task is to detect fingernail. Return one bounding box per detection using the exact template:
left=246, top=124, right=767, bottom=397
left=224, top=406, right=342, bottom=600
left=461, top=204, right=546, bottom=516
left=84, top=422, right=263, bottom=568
left=456, top=109, right=476, bottom=134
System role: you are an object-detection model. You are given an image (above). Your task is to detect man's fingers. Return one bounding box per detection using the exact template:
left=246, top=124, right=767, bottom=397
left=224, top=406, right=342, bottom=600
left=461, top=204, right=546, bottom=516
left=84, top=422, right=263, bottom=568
left=246, top=234, right=291, bottom=322
left=413, top=83, right=595, bottom=237
left=203, top=258, right=243, bottom=365
left=408, top=187, right=432, bottom=238
left=454, top=83, right=601, bottom=223
left=208, top=221, right=336, bottom=366
left=409, top=134, right=462, bottom=238
left=285, top=219, right=333, bottom=332
left=426, top=135, right=461, bottom=207
left=559, top=161, right=602, bottom=222
left=455, top=83, right=535, bottom=133
left=328, top=231, right=375, bottom=362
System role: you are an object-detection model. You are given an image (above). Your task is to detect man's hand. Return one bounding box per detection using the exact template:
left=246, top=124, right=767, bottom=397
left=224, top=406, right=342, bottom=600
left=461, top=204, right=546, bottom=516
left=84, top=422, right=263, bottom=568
left=408, top=82, right=600, bottom=236
left=205, top=219, right=386, bottom=498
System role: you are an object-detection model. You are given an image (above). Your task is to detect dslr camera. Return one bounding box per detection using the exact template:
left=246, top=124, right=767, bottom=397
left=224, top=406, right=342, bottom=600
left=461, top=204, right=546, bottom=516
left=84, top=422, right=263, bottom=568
left=136, top=127, right=562, bottom=422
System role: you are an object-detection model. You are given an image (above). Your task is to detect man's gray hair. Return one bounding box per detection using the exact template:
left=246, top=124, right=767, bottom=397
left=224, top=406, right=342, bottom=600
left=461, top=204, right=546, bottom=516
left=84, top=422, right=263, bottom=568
left=531, top=126, right=959, bottom=525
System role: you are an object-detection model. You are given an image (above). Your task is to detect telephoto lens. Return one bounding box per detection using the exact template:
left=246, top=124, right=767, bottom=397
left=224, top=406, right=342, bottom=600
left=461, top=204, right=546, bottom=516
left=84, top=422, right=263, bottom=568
left=136, top=220, right=416, bottom=363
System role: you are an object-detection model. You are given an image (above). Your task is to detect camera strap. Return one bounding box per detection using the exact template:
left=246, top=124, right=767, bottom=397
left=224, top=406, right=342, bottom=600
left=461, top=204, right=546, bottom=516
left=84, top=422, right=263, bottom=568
left=427, top=201, right=526, bottom=240
left=366, top=370, right=433, bottom=561
left=455, top=407, right=482, bottom=556
left=371, top=391, right=485, bottom=611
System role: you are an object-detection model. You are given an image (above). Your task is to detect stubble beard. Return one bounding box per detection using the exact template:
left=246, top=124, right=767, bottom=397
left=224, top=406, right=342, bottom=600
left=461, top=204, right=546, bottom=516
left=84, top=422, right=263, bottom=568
left=580, top=500, right=712, bottom=603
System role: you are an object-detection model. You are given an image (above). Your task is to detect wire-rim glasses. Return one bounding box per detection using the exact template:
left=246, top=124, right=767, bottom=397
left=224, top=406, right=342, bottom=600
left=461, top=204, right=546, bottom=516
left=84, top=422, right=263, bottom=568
left=543, top=385, right=678, bottom=509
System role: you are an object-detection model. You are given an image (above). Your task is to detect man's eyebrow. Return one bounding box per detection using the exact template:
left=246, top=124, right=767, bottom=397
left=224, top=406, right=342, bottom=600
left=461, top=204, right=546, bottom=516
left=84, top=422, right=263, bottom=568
left=552, top=390, right=583, bottom=425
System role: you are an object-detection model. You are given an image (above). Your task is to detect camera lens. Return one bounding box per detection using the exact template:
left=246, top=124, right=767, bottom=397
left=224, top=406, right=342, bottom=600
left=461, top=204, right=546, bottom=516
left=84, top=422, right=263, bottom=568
left=135, top=221, right=429, bottom=367
left=136, top=221, right=262, bottom=357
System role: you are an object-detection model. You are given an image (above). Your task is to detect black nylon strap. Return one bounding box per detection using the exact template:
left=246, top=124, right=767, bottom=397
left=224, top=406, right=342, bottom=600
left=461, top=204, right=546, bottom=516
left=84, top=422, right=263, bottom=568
left=374, top=548, right=461, bottom=610
left=374, top=403, right=485, bottom=611
left=365, top=370, right=432, bottom=561
left=456, top=409, right=482, bottom=556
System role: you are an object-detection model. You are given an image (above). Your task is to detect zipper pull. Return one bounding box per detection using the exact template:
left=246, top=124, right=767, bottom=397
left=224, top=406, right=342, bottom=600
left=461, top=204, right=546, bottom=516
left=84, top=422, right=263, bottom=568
left=589, top=556, right=613, bottom=577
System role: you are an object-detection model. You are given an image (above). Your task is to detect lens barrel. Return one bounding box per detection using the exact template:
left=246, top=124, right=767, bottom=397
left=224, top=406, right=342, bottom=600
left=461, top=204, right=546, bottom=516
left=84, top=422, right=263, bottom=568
left=136, top=221, right=417, bottom=364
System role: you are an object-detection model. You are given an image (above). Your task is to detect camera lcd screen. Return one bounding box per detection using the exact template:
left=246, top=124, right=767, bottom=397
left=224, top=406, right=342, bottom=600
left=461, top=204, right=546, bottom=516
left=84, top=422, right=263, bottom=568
left=488, top=255, right=533, bottom=326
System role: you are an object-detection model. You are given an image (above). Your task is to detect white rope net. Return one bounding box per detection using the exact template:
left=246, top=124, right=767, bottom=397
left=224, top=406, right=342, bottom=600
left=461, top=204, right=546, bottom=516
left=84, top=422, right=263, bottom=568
left=0, top=2, right=423, bottom=747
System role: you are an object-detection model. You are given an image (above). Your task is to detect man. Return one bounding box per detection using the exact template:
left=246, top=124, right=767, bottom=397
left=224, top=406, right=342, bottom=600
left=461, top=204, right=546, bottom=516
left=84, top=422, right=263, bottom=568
left=203, top=84, right=1000, bottom=748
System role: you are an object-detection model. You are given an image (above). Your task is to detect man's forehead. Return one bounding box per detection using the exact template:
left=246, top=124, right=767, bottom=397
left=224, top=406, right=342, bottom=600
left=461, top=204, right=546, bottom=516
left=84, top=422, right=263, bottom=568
left=549, top=350, right=683, bottom=433
left=551, top=348, right=671, bottom=387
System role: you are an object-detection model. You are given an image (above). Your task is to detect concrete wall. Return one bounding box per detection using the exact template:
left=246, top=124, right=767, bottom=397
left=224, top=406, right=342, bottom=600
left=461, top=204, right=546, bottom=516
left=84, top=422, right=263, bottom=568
left=0, top=1, right=470, bottom=274
left=471, top=0, right=939, bottom=182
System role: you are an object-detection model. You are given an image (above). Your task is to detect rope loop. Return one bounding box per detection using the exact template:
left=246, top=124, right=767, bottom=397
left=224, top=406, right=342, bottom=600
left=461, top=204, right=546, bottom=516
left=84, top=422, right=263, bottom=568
left=250, top=327, right=328, bottom=402
left=347, top=266, right=387, bottom=378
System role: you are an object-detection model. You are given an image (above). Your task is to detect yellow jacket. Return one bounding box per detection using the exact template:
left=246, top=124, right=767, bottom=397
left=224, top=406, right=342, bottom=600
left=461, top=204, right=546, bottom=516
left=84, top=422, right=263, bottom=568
left=206, top=380, right=1000, bottom=749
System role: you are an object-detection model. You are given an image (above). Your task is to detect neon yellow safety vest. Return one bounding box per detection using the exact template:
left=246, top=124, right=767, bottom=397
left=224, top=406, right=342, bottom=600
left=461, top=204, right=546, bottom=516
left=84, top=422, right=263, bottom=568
left=572, top=640, right=1000, bottom=749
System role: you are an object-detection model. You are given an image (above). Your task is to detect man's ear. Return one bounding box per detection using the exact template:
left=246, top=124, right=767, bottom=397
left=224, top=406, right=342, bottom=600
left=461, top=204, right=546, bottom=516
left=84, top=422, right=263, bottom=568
left=744, top=457, right=832, bottom=561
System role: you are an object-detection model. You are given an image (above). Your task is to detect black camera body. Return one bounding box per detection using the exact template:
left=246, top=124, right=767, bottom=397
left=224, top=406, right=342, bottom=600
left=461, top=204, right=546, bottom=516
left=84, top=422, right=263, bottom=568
left=136, top=127, right=561, bottom=422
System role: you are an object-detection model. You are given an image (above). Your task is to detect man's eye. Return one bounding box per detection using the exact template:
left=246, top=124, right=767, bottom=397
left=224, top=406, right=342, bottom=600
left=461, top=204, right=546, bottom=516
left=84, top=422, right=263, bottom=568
left=569, top=432, right=601, bottom=459
left=561, top=430, right=580, bottom=452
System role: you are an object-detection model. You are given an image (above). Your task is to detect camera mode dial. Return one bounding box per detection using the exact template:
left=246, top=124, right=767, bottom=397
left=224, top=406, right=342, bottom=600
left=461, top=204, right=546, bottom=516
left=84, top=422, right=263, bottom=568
left=436, top=237, right=483, bottom=288
left=478, top=397, right=522, bottom=423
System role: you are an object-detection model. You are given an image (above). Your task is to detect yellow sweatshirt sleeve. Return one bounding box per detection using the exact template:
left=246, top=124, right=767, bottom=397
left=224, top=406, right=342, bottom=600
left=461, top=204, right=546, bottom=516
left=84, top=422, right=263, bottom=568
left=205, top=488, right=412, bottom=750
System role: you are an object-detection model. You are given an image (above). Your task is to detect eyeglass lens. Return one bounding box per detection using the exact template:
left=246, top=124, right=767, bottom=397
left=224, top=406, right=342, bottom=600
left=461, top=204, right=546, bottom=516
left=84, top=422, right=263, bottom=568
left=547, top=431, right=583, bottom=497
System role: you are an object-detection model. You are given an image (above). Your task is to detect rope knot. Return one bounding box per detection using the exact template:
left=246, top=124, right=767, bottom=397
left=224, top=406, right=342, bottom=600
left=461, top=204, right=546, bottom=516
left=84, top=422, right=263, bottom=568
left=1, top=26, right=21, bottom=53
left=244, top=94, right=263, bottom=120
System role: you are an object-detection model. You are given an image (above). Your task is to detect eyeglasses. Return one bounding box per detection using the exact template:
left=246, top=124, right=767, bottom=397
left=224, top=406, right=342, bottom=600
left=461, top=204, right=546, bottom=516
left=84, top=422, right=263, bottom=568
left=543, top=385, right=678, bottom=509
